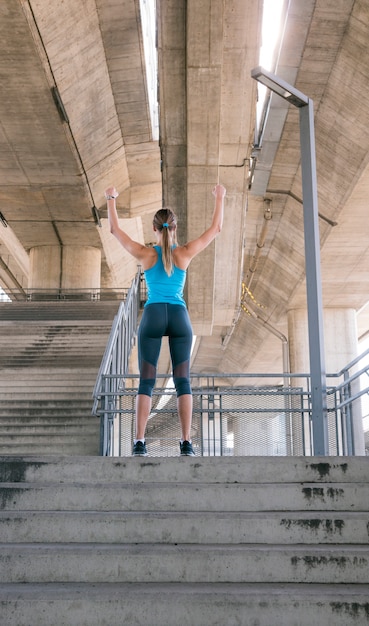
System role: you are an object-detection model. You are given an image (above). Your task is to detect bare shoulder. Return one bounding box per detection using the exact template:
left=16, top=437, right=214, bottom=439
left=141, top=246, right=158, bottom=270
left=172, top=245, right=191, bottom=270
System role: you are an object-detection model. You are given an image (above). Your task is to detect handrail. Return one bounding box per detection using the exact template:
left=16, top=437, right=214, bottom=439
left=92, top=269, right=142, bottom=453
left=327, top=346, right=369, bottom=379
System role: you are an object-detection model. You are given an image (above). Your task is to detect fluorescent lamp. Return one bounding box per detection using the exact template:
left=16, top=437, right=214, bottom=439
left=251, top=66, right=309, bottom=108
left=91, top=205, right=101, bottom=227
left=51, top=86, right=70, bottom=123
left=0, top=211, right=8, bottom=227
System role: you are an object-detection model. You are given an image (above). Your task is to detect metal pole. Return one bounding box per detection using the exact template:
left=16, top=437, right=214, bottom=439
left=299, top=100, right=329, bottom=455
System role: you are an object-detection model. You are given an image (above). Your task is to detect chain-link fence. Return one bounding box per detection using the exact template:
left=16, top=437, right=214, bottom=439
left=112, top=380, right=307, bottom=457
left=97, top=372, right=327, bottom=456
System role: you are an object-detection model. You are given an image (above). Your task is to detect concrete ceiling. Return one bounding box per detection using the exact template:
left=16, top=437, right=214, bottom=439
left=1, top=0, right=369, bottom=377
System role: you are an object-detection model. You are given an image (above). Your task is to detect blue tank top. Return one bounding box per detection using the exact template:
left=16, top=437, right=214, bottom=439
left=144, top=245, right=186, bottom=307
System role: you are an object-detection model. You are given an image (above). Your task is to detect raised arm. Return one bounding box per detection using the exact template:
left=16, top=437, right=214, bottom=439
left=105, top=186, right=153, bottom=266
left=178, top=183, right=226, bottom=265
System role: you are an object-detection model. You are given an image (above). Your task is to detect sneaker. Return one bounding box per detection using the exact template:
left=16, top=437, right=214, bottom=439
left=132, top=441, right=148, bottom=456
left=180, top=440, right=195, bottom=456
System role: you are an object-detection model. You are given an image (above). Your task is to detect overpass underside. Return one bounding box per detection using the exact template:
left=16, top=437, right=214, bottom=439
left=0, top=0, right=369, bottom=386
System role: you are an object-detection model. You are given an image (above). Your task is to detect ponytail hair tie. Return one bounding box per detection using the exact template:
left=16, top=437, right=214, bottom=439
left=162, top=222, right=169, bottom=228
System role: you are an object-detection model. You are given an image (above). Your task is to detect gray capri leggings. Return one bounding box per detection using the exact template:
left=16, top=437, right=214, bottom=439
left=137, top=303, right=193, bottom=397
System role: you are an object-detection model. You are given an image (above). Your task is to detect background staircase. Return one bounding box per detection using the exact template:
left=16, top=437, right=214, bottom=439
left=0, top=301, right=120, bottom=455
left=0, top=455, right=368, bottom=625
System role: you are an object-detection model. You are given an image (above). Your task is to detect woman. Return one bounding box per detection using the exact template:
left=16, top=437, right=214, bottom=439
left=105, top=183, right=226, bottom=456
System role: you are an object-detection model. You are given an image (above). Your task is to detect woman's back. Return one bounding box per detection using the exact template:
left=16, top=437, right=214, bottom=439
left=144, top=246, right=186, bottom=306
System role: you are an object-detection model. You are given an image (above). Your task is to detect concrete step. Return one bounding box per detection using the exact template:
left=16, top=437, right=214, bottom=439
left=0, top=339, right=110, bottom=347
left=0, top=381, right=96, bottom=389
left=0, top=389, right=94, bottom=397
left=0, top=328, right=111, bottom=338
left=0, top=301, right=120, bottom=321
left=0, top=319, right=115, bottom=326
left=1, top=542, right=368, bottom=585
left=0, top=344, right=110, bottom=355
left=0, top=343, right=109, bottom=354
left=0, top=303, right=117, bottom=455
left=0, top=442, right=99, bottom=456
left=0, top=387, right=95, bottom=394
left=1, top=480, right=368, bottom=512
left=1, top=363, right=103, bottom=372
left=0, top=456, right=368, bottom=625
left=0, top=392, right=94, bottom=401
left=0, top=349, right=108, bottom=360
left=1, top=356, right=106, bottom=367
left=0, top=413, right=96, bottom=422
left=0, top=399, right=94, bottom=408
left=0, top=456, right=365, bottom=485
left=0, top=510, right=368, bottom=544
left=0, top=324, right=112, bottom=332
left=0, top=398, right=94, bottom=406
left=0, top=582, right=368, bottom=626
left=0, top=410, right=96, bottom=423
left=1, top=348, right=108, bottom=356
left=0, top=404, right=94, bottom=414
left=0, top=422, right=98, bottom=436
left=0, top=329, right=110, bottom=340
left=0, top=413, right=94, bottom=423
left=0, top=370, right=97, bottom=381
left=0, top=411, right=97, bottom=420
left=0, top=321, right=114, bottom=329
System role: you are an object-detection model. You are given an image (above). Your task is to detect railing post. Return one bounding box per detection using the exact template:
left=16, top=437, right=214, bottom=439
left=342, top=369, right=354, bottom=455
left=299, top=101, right=328, bottom=456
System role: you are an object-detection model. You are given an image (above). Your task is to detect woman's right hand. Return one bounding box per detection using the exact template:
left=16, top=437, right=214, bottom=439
left=105, top=186, right=119, bottom=199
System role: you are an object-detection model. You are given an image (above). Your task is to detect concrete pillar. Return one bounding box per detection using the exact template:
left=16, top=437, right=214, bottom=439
left=288, top=308, right=365, bottom=456
left=29, top=246, right=101, bottom=291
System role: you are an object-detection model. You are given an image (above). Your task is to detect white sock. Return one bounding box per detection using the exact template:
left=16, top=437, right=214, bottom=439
left=180, top=439, right=192, bottom=444
left=134, top=438, right=145, bottom=444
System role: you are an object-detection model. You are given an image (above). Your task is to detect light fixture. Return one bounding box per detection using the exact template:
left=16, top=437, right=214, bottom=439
left=251, top=66, right=329, bottom=455
left=0, top=211, right=8, bottom=227
left=91, top=206, right=101, bottom=228
left=251, top=66, right=308, bottom=107
left=51, top=86, right=69, bottom=124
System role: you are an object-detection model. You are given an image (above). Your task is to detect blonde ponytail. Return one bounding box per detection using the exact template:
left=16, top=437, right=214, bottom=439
left=153, top=208, right=177, bottom=276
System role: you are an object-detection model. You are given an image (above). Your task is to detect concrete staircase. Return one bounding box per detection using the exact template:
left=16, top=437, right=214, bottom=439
left=0, top=301, right=119, bottom=455
left=0, top=455, right=368, bottom=625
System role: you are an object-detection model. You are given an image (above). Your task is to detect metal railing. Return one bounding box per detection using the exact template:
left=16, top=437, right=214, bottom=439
left=92, top=269, right=143, bottom=454
left=91, top=270, right=369, bottom=457
left=93, top=350, right=369, bottom=457
left=326, top=346, right=369, bottom=456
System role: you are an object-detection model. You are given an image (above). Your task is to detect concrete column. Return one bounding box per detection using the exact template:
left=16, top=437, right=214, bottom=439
left=288, top=308, right=365, bottom=455
left=29, top=246, right=101, bottom=291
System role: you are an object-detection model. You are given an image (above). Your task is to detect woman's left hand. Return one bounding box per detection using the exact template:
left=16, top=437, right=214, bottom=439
left=212, top=183, right=226, bottom=198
